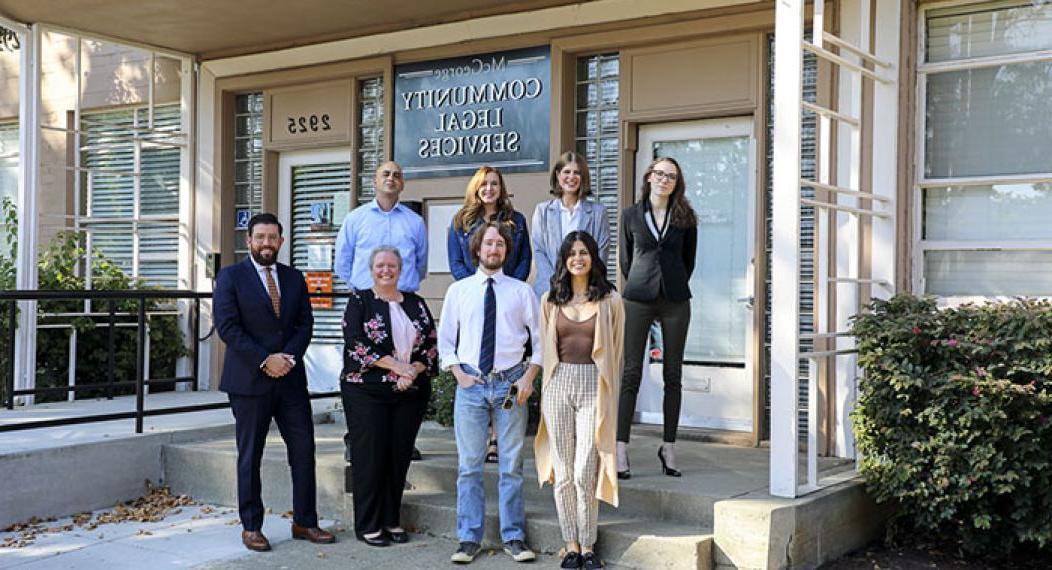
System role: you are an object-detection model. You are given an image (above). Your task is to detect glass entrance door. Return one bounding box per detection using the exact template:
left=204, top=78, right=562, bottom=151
left=278, top=148, right=352, bottom=393
left=634, top=118, right=756, bottom=432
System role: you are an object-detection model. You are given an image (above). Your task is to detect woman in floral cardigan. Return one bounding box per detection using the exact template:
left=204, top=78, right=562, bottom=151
left=341, top=246, right=438, bottom=547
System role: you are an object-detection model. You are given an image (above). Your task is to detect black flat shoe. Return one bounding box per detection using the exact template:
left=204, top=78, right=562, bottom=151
left=582, top=551, right=605, bottom=569
left=384, top=528, right=409, bottom=543
left=658, top=447, right=682, bottom=477
left=616, top=469, right=631, bottom=480
left=560, top=550, right=583, bottom=568
left=358, top=531, right=390, bottom=547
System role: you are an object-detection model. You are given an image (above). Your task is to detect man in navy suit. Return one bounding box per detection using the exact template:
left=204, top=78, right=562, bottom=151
left=214, top=212, right=336, bottom=552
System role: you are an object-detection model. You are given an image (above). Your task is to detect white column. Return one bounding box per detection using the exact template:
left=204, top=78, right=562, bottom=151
left=194, top=64, right=219, bottom=390
left=832, top=0, right=866, bottom=459
left=175, top=57, right=196, bottom=387
left=870, top=0, right=901, bottom=301
left=770, top=0, right=805, bottom=498
left=13, top=24, right=41, bottom=405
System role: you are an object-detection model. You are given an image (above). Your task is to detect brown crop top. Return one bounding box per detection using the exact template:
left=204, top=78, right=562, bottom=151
left=556, top=309, right=597, bottom=364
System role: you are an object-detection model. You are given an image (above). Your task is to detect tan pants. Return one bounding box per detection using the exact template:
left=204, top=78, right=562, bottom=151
left=541, top=362, right=600, bottom=547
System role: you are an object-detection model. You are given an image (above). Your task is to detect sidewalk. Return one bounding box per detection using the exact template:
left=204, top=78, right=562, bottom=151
left=1, top=505, right=557, bottom=570
left=200, top=531, right=560, bottom=570
left=0, top=503, right=335, bottom=569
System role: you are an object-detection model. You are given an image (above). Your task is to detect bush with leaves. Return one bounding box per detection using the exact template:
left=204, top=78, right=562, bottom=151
left=851, top=294, right=1052, bottom=558
left=0, top=197, right=186, bottom=403
left=425, top=368, right=543, bottom=431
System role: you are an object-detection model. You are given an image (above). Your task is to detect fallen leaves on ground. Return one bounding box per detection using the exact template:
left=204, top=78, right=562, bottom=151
left=0, top=481, right=196, bottom=549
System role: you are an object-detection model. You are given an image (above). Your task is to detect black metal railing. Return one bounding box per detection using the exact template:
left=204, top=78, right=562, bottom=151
left=0, top=289, right=347, bottom=433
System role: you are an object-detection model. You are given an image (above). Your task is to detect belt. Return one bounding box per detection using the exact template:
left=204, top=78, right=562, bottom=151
left=480, top=362, right=526, bottom=382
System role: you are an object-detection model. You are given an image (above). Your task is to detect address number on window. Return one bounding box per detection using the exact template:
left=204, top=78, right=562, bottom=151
left=286, top=114, right=332, bottom=134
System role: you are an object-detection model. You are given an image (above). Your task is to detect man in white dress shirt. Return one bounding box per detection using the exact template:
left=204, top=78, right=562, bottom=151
left=438, top=221, right=542, bottom=564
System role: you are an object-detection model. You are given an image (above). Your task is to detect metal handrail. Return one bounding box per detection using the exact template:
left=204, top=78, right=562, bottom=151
left=1, top=289, right=351, bottom=432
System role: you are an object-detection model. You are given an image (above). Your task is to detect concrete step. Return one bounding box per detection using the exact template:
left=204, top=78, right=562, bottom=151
left=401, top=427, right=749, bottom=529
left=164, top=423, right=719, bottom=567
left=395, top=490, right=713, bottom=570
left=163, top=422, right=350, bottom=522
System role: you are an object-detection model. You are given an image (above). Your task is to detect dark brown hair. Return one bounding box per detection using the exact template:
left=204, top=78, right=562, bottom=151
left=549, top=151, right=592, bottom=199
left=640, top=156, right=697, bottom=228
left=547, top=231, right=614, bottom=306
left=468, top=221, right=513, bottom=266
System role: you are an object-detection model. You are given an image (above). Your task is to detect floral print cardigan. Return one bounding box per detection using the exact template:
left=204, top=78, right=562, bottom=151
left=341, top=288, right=439, bottom=386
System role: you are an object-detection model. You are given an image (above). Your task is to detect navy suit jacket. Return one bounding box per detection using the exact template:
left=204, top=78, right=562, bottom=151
left=214, top=257, right=314, bottom=396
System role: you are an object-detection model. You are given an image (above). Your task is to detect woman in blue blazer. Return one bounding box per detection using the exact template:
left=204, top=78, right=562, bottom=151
left=531, top=151, right=611, bottom=298
left=447, top=165, right=531, bottom=281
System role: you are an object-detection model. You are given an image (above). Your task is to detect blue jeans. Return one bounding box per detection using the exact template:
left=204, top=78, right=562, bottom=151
left=454, top=362, right=528, bottom=544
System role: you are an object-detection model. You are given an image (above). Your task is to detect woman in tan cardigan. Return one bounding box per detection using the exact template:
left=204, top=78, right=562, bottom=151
left=534, top=231, right=624, bottom=570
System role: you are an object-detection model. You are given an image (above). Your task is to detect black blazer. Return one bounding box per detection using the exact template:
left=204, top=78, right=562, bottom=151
left=214, top=258, right=314, bottom=396
left=619, top=202, right=698, bottom=303
left=341, top=288, right=438, bottom=388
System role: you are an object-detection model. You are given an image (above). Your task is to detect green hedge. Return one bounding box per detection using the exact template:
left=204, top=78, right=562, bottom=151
left=426, top=368, right=542, bottom=431
left=851, top=294, right=1052, bottom=557
left=0, top=198, right=186, bottom=404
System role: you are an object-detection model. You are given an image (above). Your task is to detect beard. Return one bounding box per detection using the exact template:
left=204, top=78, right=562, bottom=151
left=480, top=254, right=504, bottom=271
left=250, top=246, right=277, bottom=266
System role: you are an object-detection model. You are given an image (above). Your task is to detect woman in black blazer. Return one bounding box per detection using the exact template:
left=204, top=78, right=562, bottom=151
left=616, top=156, right=697, bottom=479
left=341, top=246, right=438, bottom=546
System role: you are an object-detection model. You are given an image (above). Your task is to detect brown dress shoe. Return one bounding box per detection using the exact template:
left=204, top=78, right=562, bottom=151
left=292, top=523, right=337, bottom=544
left=241, top=530, right=271, bottom=552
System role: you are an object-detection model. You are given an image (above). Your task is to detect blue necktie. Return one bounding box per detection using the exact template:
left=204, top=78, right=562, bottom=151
left=479, top=277, right=496, bottom=375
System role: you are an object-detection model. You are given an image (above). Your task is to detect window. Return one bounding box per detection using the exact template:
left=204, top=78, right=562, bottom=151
left=233, top=93, right=264, bottom=262
left=918, top=1, right=1052, bottom=297
left=81, top=105, right=182, bottom=288
left=0, top=122, right=17, bottom=262
left=0, top=122, right=16, bottom=202
left=356, top=77, right=384, bottom=205
left=574, top=53, right=620, bottom=280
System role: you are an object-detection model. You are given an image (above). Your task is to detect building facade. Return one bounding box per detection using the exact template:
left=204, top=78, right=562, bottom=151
left=2, top=0, right=1050, bottom=497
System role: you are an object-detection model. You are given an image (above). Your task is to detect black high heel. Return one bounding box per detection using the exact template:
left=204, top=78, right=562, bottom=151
left=658, top=446, right=682, bottom=477
left=617, top=453, right=631, bottom=480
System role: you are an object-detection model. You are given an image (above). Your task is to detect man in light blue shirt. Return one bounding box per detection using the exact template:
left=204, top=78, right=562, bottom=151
left=334, top=161, right=427, bottom=292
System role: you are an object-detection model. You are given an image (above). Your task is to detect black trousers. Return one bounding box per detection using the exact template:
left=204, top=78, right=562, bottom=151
left=228, top=383, right=318, bottom=532
left=617, top=297, right=691, bottom=443
left=341, top=381, right=429, bottom=536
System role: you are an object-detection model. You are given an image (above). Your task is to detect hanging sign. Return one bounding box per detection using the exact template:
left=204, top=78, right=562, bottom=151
left=394, top=46, right=550, bottom=178
left=305, top=271, right=334, bottom=309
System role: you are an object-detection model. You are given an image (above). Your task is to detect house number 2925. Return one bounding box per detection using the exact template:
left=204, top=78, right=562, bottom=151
left=287, top=114, right=332, bottom=134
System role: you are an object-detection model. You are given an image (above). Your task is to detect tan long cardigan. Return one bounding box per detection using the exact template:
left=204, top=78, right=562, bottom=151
left=533, top=291, right=624, bottom=507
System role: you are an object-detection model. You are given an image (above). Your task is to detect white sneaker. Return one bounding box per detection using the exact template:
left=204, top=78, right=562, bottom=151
left=503, top=540, right=536, bottom=562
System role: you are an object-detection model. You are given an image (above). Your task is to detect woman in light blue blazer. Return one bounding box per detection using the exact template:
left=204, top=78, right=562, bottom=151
left=531, top=151, right=611, bottom=297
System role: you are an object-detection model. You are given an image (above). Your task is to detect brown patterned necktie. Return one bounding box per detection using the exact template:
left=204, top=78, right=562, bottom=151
left=264, top=266, right=281, bottom=318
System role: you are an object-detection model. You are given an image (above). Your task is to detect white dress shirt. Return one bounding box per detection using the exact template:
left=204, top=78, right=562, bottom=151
left=559, top=199, right=582, bottom=240
left=249, top=257, right=281, bottom=297
left=438, top=269, right=542, bottom=372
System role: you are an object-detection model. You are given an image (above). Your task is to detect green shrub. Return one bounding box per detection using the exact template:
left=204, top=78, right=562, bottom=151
left=425, top=368, right=544, bottom=430
left=851, top=294, right=1052, bottom=557
left=0, top=197, right=186, bottom=404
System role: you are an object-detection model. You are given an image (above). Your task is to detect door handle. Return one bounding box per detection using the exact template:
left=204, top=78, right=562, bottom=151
left=736, top=295, right=754, bottom=309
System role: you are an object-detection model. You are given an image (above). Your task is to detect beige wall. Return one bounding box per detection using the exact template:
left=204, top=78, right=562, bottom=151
left=0, top=31, right=181, bottom=249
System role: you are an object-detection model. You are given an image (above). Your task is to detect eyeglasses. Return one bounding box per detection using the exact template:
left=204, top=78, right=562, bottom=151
left=380, top=169, right=403, bottom=180
left=649, top=169, right=679, bottom=182
left=501, top=384, right=519, bottom=410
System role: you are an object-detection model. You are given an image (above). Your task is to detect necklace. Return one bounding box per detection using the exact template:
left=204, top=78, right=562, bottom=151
left=372, top=288, right=402, bottom=303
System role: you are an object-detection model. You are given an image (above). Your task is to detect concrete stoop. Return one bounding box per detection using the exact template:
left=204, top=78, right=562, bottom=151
left=160, top=421, right=885, bottom=570
left=711, top=474, right=890, bottom=570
